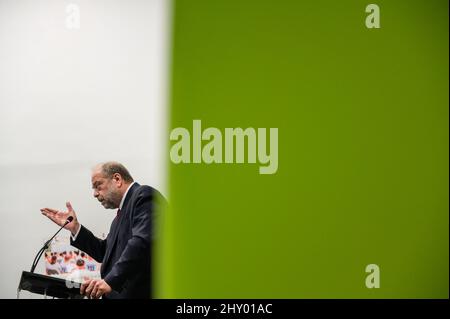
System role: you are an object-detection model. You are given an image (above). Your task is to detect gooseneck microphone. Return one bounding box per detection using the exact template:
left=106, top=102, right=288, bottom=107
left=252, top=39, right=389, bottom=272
left=30, top=216, right=74, bottom=273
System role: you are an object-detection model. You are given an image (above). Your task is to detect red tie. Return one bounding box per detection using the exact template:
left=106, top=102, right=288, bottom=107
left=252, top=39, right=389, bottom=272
left=117, top=209, right=121, bottom=217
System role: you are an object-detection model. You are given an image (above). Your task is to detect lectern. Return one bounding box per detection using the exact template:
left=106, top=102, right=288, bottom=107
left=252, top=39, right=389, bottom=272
left=18, top=271, right=84, bottom=299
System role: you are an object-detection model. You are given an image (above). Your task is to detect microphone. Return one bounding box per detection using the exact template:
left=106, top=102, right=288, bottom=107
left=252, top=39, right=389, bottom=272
left=30, top=216, right=74, bottom=273
left=66, top=216, right=74, bottom=224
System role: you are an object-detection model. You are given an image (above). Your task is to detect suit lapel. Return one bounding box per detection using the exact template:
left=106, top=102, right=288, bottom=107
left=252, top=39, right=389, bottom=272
left=101, top=216, right=121, bottom=273
left=101, top=183, right=140, bottom=272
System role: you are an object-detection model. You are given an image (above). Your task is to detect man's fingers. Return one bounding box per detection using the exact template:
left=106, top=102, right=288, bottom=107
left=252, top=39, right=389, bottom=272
left=66, top=201, right=74, bottom=213
left=91, top=283, right=100, bottom=299
left=40, top=209, right=59, bottom=220
left=85, top=280, right=96, bottom=295
left=40, top=209, right=63, bottom=226
left=80, top=281, right=89, bottom=295
left=41, top=210, right=57, bottom=221
left=40, top=209, right=55, bottom=217
left=80, top=280, right=109, bottom=299
left=84, top=280, right=97, bottom=297
left=95, top=288, right=103, bottom=299
left=80, top=279, right=92, bottom=295
left=41, top=208, right=59, bottom=214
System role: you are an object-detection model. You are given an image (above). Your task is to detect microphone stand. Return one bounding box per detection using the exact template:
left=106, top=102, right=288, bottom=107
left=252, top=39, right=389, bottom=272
left=30, top=218, right=73, bottom=273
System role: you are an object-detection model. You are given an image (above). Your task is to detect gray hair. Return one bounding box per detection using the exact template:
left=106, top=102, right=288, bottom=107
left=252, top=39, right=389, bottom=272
left=97, top=161, right=134, bottom=183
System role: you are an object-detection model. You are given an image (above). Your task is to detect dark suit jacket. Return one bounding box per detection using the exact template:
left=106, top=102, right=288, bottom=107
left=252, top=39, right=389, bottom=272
left=70, top=183, right=164, bottom=299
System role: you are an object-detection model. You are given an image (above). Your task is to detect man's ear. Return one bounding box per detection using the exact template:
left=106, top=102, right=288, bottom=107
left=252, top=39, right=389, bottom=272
left=113, top=173, right=122, bottom=185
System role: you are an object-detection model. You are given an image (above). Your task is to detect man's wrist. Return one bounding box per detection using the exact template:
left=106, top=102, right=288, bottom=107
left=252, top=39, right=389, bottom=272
left=71, top=223, right=81, bottom=238
left=70, top=222, right=79, bottom=235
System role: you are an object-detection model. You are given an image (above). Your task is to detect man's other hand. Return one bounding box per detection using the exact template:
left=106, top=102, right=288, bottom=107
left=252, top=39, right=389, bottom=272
left=81, top=279, right=112, bottom=299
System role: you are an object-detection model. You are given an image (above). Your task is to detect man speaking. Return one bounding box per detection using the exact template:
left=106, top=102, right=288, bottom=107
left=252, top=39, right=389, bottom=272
left=40, top=162, right=164, bottom=299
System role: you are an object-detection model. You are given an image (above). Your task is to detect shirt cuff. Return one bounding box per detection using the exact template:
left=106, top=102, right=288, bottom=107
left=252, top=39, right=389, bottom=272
left=70, top=224, right=82, bottom=241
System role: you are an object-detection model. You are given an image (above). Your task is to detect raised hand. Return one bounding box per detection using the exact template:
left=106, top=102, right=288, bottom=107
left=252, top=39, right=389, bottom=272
left=40, top=202, right=80, bottom=235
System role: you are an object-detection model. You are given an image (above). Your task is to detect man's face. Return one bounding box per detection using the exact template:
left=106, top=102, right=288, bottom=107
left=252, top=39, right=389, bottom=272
left=91, top=170, right=122, bottom=209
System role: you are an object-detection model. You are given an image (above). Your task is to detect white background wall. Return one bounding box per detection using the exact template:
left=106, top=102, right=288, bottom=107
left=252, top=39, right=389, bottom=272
left=0, top=0, right=170, bottom=298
